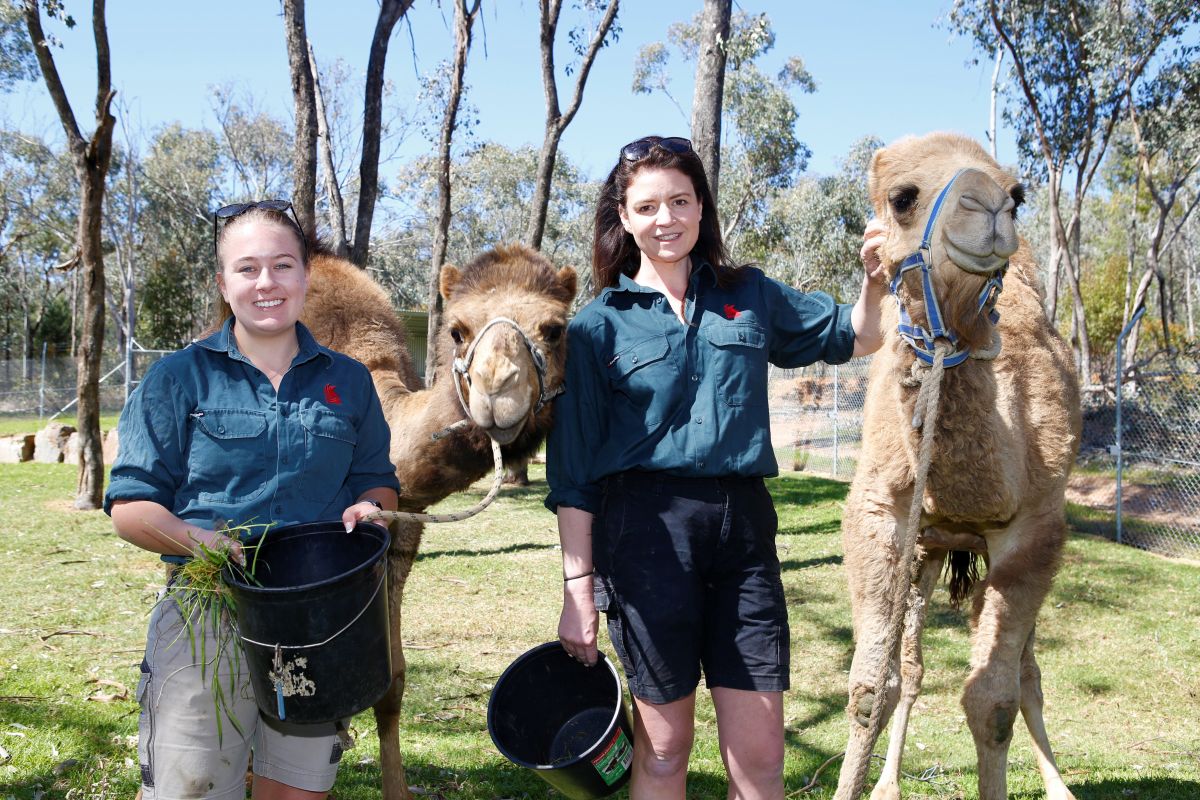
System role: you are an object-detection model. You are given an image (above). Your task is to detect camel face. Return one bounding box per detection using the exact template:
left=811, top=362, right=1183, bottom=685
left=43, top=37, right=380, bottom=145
left=870, top=133, right=1026, bottom=353
left=439, top=246, right=576, bottom=446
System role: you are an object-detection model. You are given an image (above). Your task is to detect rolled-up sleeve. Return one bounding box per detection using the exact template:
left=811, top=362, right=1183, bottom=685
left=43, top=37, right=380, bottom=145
left=545, top=316, right=608, bottom=514
left=766, top=279, right=856, bottom=368
left=103, top=364, right=189, bottom=515
left=346, top=365, right=401, bottom=499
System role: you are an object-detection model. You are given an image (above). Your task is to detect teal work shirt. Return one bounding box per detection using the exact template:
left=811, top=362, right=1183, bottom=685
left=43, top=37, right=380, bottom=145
left=545, top=262, right=856, bottom=514
left=104, top=318, right=400, bottom=561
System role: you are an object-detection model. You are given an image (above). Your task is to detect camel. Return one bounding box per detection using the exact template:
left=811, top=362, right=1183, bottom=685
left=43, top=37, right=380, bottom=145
left=833, top=133, right=1081, bottom=800
left=300, top=243, right=577, bottom=800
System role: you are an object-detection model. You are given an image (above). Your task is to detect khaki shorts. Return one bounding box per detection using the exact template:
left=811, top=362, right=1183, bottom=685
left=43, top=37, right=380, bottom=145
left=135, top=593, right=344, bottom=799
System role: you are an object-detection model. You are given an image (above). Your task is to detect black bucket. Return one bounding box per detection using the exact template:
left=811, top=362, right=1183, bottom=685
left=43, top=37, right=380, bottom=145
left=222, top=520, right=392, bottom=725
left=488, top=642, right=634, bottom=799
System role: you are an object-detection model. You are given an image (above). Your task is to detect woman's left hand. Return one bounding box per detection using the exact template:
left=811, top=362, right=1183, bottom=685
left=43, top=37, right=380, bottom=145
left=342, top=490, right=397, bottom=532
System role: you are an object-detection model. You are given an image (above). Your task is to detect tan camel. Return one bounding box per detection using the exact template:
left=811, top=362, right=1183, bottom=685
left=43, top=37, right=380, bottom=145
left=834, top=133, right=1081, bottom=800
left=301, top=243, right=577, bottom=800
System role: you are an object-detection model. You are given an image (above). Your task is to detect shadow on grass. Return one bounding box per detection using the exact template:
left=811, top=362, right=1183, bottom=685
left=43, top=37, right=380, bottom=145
left=0, top=697, right=140, bottom=798
left=1054, top=776, right=1200, bottom=800
left=416, top=540, right=560, bottom=562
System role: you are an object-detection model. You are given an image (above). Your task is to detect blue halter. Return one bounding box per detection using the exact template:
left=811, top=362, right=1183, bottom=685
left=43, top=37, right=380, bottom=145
left=889, top=169, right=1006, bottom=368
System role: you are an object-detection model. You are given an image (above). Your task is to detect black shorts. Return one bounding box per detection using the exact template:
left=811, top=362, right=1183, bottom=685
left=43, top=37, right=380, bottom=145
left=593, top=471, right=790, bottom=704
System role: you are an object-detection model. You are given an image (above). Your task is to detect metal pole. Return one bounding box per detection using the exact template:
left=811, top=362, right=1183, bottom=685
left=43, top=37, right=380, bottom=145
left=38, top=341, right=47, bottom=422
left=832, top=364, right=840, bottom=477
left=1115, top=305, right=1147, bottom=545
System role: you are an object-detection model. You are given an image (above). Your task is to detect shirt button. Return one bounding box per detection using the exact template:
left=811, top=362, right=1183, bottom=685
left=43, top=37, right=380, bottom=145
left=217, top=426, right=225, bottom=434
left=695, top=417, right=703, bottom=425
left=738, top=332, right=746, bottom=342
left=691, top=374, right=699, bottom=382
left=698, top=460, right=706, bottom=468
left=631, top=356, right=639, bottom=364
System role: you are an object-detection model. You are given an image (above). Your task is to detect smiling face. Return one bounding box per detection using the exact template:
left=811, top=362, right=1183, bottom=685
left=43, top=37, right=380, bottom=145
left=216, top=219, right=309, bottom=344
left=618, top=166, right=702, bottom=272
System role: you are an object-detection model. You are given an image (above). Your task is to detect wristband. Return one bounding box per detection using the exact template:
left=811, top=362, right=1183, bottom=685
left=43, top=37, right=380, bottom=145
left=563, top=569, right=594, bottom=582
left=363, top=499, right=383, bottom=510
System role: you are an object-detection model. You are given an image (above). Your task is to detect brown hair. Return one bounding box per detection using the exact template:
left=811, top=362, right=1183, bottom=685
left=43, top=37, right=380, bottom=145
left=209, top=206, right=310, bottom=331
left=592, top=136, right=742, bottom=295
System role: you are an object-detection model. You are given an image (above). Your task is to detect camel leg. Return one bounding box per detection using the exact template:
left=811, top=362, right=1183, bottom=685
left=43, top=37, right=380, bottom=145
left=961, top=519, right=1062, bottom=800
left=870, top=549, right=946, bottom=800
left=375, top=519, right=422, bottom=800
left=834, top=495, right=908, bottom=800
left=1018, top=626, right=1078, bottom=800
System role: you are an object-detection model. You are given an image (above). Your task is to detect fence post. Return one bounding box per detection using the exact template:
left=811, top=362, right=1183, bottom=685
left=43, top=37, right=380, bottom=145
left=38, top=341, right=47, bottom=422
left=832, top=363, right=840, bottom=477
left=1114, top=305, right=1146, bottom=546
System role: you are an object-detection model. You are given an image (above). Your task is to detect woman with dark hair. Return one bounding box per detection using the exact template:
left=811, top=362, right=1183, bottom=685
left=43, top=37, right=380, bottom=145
left=106, top=201, right=400, bottom=800
left=546, top=136, right=888, bottom=798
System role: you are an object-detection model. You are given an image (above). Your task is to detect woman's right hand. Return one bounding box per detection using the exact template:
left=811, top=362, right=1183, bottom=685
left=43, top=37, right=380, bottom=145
left=559, top=577, right=599, bottom=666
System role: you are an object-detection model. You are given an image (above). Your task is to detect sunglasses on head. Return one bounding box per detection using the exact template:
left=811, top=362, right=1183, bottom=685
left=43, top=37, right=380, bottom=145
left=619, top=136, right=693, bottom=162
left=213, top=200, right=307, bottom=262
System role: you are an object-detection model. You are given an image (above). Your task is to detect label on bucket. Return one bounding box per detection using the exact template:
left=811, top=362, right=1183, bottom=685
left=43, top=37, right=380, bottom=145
left=590, top=727, right=633, bottom=786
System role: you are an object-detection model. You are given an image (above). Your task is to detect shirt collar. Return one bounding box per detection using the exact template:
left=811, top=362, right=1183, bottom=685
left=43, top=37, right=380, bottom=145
left=602, top=257, right=717, bottom=302
left=193, top=317, right=330, bottom=367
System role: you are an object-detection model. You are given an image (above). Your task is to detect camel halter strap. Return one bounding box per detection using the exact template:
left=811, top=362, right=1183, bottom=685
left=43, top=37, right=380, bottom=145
left=450, top=316, right=562, bottom=422
left=890, top=168, right=1006, bottom=368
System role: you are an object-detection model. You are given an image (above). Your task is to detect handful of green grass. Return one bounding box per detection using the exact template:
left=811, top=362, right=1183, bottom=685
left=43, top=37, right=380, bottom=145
left=152, top=520, right=274, bottom=741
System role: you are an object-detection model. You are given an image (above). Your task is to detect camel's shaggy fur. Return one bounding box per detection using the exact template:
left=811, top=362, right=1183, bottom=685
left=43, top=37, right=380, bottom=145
left=834, top=133, right=1081, bottom=800
left=301, top=244, right=576, bottom=800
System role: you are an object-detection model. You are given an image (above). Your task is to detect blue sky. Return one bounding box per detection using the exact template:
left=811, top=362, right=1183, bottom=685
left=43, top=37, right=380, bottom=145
left=6, top=1, right=1017, bottom=180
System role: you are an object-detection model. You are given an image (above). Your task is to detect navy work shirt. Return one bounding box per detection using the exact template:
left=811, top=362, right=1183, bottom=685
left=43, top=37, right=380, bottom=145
left=545, top=262, right=856, bottom=514
left=105, top=318, right=400, bottom=561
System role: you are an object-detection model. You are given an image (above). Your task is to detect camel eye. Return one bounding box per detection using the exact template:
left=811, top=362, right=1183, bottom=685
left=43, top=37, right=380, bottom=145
left=542, top=324, right=564, bottom=345
left=449, top=327, right=464, bottom=345
left=1009, top=184, right=1026, bottom=218
left=889, top=186, right=919, bottom=216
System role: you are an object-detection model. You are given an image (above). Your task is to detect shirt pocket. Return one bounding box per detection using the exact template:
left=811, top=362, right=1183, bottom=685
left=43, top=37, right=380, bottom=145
left=300, top=407, right=358, bottom=503
left=703, top=322, right=768, bottom=407
left=607, top=334, right=676, bottom=428
left=189, top=409, right=270, bottom=507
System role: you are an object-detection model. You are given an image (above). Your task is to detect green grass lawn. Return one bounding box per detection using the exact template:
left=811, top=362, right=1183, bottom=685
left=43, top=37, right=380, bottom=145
left=0, top=463, right=1197, bottom=799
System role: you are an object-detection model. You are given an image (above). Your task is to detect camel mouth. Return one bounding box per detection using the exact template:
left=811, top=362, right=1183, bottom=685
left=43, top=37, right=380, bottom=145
left=944, top=239, right=1007, bottom=275
left=482, top=420, right=524, bottom=445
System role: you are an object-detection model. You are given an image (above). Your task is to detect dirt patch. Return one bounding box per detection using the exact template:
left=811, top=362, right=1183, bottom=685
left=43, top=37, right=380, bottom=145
left=1067, top=473, right=1197, bottom=531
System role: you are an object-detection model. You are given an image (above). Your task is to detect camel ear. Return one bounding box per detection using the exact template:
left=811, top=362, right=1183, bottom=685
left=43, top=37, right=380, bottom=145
left=439, top=264, right=461, bottom=301
left=554, top=266, right=578, bottom=304
left=867, top=146, right=890, bottom=216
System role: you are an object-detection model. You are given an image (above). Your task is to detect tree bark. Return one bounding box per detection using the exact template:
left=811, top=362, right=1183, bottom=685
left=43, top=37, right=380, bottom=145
left=690, top=0, right=731, bottom=203
left=23, top=0, right=116, bottom=510
left=283, top=0, right=317, bottom=235
left=425, top=0, right=481, bottom=385
left=307, top=39, right=349, bottom=257
left=351, top=0, right=413, bottom=268
left=525, top=0, right=619, bottom=249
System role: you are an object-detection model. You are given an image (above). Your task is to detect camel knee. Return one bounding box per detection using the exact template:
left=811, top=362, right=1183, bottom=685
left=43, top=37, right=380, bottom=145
left=849, top=678, right=899, bottom=729
left=964, top=697, right=1018, bottom=746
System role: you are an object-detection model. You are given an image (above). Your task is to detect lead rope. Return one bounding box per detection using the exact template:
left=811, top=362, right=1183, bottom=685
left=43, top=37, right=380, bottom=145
left=852, top=341, right=951, bottom=792
left=363, top=436, right=505, bottom=525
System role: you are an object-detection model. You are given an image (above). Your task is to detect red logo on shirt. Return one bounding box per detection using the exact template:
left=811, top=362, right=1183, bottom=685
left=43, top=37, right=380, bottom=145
left=324, top=384, right=342, bottom=404
left=723, top=304, right=742, bottom=320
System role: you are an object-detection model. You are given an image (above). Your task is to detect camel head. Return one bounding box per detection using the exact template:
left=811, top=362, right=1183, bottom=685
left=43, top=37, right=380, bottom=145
left=438, top=244, right=577, bottom=446
left=869, top=132, right=1025, bottom=358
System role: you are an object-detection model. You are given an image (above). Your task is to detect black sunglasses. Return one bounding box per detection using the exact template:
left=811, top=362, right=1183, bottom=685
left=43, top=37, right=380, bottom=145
left=620, top=136, right=693, bottom=162
left=213, top=200, right=308, bottom=262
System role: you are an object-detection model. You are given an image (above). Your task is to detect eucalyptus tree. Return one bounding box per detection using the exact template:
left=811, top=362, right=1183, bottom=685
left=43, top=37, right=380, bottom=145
left=23, top=0, right=116, bottom=509
left=526, top=0, right=619, bottom=249
left=0, top=0, right=36, bottom=91
left=948, top=0, right=1197, bottom=384
left=633, top=11, right=815, bottom=250
left=690, top=0, right=731, bottom=202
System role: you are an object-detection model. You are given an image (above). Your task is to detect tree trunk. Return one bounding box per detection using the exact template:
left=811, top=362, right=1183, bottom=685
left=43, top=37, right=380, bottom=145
left=525, top=0, right=619, bottom=249
left=307, top=39, right=349, bottom=258
left=690, top=0, right=731, bottom=202
left=351, top=0, right=414, bottom=268
left=425, top=0, right=481, bottom=385
left=988, top=46, right=1003, bottom=160
left=23, top=0, right=116, bottom=510
left=283, top=0, right=317, bottom=235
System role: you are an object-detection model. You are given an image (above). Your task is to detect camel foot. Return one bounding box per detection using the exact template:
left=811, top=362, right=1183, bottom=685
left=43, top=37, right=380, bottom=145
left=869, top=781, right=901, bottom=800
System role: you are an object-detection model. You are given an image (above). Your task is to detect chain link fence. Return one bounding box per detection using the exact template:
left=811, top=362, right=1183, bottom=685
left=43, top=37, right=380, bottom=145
left=0, top=348, right=171, bottom=421
left=769, top=354, right=1200, bottom=560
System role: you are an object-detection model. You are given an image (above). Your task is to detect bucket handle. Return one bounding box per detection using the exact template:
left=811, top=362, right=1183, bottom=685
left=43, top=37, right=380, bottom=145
left=233, top=570, right=386, bottom=651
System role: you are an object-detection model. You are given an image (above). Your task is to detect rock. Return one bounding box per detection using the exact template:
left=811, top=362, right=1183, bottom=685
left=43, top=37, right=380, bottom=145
left=0, top=434, right=34, bottom=463
left=34, top=422, right=75, bottom=463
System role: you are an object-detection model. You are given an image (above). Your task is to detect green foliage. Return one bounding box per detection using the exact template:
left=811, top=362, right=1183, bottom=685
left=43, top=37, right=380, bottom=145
left=1081, top=252, right=1129, bottom=364
left=0, top=0, right=38, bottom=92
